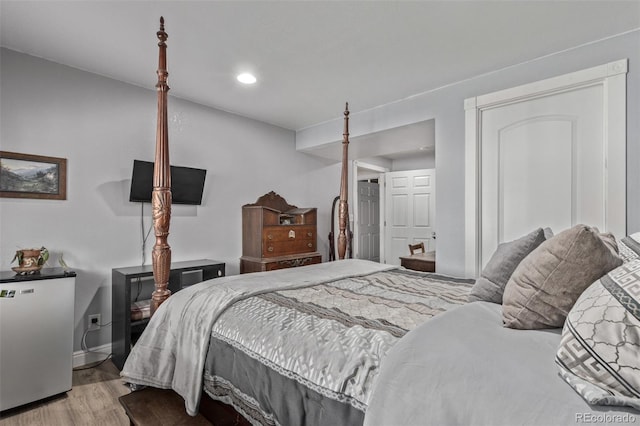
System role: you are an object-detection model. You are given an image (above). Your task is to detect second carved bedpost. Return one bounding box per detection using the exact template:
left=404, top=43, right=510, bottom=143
left=151, top=17, right=172, bottom=315
left=338, top=103, right=350, bottom=260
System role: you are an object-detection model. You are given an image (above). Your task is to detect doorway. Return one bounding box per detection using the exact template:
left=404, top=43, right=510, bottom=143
left=301, top=119, right=437, bottom=264
left=384, top=169, right=435, bottom=266
left=353, top=162, right=436, bottom=266
left=353, top=161, right=388, bottom=263
left=357, top=179, right=381, bottom=262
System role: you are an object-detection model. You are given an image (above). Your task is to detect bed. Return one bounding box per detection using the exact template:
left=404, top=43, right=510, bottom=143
left=123, top=259, right=473, bottom=422
left=364, top=229, right=640, bottom=425
left=365, top=299, right=639, bottom=426
left=121, top=18, right=640, bottom=425
left=120, top=18, right=475, bottom=423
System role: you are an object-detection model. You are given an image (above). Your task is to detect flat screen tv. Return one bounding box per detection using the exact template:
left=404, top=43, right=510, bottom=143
left=129, top=160, right=206, bottom=205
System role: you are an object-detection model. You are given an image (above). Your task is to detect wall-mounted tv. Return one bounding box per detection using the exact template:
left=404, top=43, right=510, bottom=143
left=129, top=160, right=207, bottom=205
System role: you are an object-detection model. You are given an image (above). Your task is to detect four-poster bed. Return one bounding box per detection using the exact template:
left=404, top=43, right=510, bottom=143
left=121, top=17, right=640, bottom=425
left=122, top=18, right=476, bottom=423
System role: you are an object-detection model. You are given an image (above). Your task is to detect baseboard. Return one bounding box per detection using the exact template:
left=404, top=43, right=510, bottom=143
left=73, top=342, right=112, bottom=368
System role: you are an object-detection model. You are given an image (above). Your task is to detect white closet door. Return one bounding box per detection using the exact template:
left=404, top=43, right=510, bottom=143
left=480, top=85, right=603, bottom=267
left=465, top=59, right=627, bottom=276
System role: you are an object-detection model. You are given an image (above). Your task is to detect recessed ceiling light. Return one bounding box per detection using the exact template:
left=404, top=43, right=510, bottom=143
left=237, top=73, right=257, bottom=84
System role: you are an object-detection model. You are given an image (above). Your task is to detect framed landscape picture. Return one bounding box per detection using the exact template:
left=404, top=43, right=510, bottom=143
left=0, top=151, right=67, bottom=200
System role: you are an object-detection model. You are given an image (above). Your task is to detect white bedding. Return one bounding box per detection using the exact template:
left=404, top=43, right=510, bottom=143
left=364, top=301, right=639, bottom=426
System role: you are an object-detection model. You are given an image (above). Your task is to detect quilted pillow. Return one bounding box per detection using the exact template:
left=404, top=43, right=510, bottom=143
left=618, top=232, right=640, bottom=262
left=555, top=260, right=640, bottom=410
left=502, top=224, right=622, bottom=329
left=468, top=228, right=547, bottom=304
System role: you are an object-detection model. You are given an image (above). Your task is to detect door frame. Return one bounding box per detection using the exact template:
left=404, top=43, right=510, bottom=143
left=464, top=59, right=628, bottom=277
left=352, top=160, right=388, bottom=262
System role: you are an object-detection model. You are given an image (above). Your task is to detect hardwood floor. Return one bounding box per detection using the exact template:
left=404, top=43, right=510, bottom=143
left=0, top=360, right=130, bottom=426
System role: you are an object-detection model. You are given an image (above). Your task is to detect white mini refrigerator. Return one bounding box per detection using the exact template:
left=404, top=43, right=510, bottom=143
left=0, top=270, right=76, bottom=411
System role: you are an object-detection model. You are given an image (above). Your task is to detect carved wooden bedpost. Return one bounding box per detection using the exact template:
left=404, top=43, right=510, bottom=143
left=338, top=103, right=350, bottom=260
left=151, top=17, right=172, bottom=315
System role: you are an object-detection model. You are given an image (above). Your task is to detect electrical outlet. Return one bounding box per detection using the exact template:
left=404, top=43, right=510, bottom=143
left=88, top=314, right=101, bottom=330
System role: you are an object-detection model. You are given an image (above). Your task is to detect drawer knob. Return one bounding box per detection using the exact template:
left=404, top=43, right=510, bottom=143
left=307, top=232, right=313, bottom=237
left=307, top=243, right=313, bottom=248
left=267, top=234, right=273, bottom=240
left=268, top=247, right=274, bottom=252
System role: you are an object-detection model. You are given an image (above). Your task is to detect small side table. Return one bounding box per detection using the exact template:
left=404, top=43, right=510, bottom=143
left=399, top=251, right=436, bottom=272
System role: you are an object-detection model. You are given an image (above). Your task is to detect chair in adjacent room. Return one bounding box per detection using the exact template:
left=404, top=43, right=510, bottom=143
left=408, top=242, right=425, bottom=255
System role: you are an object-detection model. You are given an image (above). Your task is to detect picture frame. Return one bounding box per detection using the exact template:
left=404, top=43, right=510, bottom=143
left=0, top=151, right=67, bottom=200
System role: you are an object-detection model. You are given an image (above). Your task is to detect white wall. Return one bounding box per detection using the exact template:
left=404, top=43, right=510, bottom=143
left=392, top=152, right=435, bottom=171
left=0, top=48, right=341, bottom=355
left=4, top=30, right=639, bottom=356
left=297, top=30, right=640, bottom=277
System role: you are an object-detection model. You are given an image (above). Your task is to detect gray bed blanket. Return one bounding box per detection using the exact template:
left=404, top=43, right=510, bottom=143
left=203, top=267, right=474, bottom=425
left=120, top=259, right=394, bottom=416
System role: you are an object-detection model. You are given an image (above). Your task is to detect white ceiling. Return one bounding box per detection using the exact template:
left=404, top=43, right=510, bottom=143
left=1, top=1, right=639, bottom=134
left=302, top=119, right=435, bottom=162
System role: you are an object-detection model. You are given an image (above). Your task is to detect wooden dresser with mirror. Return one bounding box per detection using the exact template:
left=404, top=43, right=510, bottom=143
left=241, top=191, right=321, bottom=273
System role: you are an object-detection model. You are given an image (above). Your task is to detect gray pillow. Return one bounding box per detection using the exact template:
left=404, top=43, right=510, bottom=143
left=502, top=224, right=623, bottom=329
left=468, top=228, right=546, bottom=304
left=599, top=231, right=620, bottom=256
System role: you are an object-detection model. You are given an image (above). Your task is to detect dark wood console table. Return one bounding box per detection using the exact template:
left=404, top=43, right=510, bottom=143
left=399, top=251, right=436, bottom=272
left=112, top=259, right=225, bottom=370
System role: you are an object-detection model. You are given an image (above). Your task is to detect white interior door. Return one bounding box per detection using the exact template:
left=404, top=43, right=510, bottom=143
left=384, top=169, right=435, bottom=265
left=358, top=181, right=380, bottom=262
left=481, top=86, right=603, bottom=267
left=465, top=59, right=627, bottom=276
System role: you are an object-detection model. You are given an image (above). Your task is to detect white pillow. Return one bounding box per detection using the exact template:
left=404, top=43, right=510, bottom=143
left=555, top=260, right=640, bottom=410
left=618, top=232, right=640, bottom=262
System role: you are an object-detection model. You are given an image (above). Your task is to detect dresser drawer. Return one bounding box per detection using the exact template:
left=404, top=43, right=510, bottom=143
left=263, top=239, right=316, bottom=257
left=263, top=226, right=315, bottom=242
left=264, top=254, right=322, bottom=271
left=262, top=226, right=315, bottom=257
left=240, top=254, right=322, bottom=273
